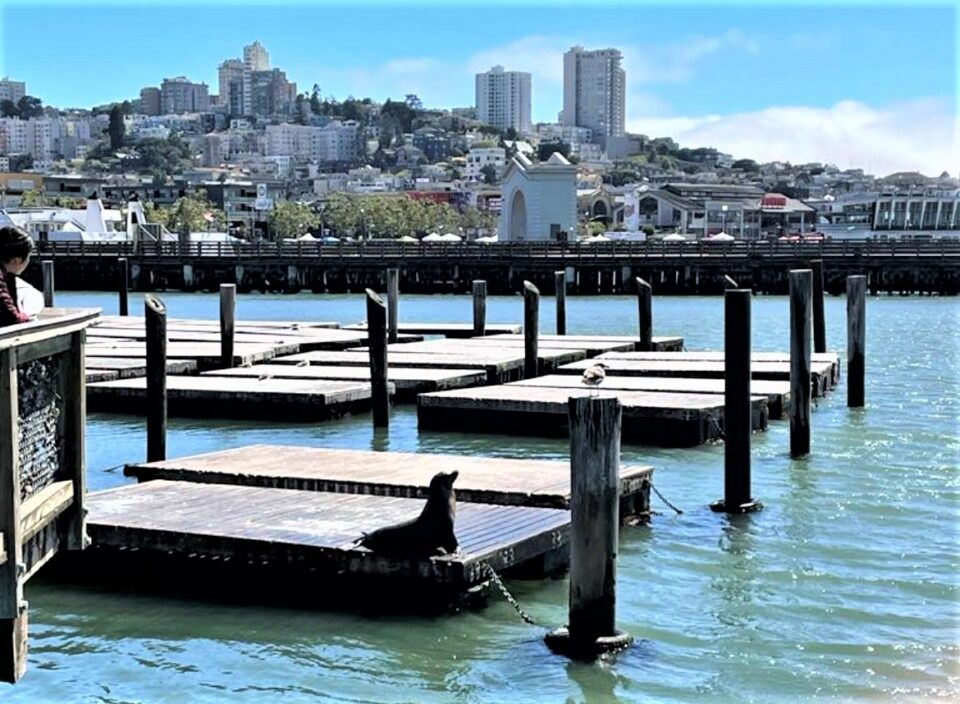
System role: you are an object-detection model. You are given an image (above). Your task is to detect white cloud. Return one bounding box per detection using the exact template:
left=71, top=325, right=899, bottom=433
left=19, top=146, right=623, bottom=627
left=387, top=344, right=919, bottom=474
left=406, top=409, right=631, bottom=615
left=626, top=97, right=959, bottom=176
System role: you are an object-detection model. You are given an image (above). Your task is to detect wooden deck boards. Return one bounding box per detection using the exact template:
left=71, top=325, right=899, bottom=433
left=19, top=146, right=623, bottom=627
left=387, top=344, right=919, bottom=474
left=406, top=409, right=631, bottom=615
left=123, top=444, right=653, bottom=516
left=484, top=333, right=685, bottom=352
left=418, top=384, right=768, bottom=446
left=272, top=350, right=525, bottom=383
left=344, top=322, right=522, bottom=338
left=513, top=374, right=791, bottom=419
left=200, top=364, right=487, bottom=401
left=87, top=376, right=384, bottom=420
left=86, top=340, right=298, bottom=368
left=596, top=350, right=841, bottom=384
left=359, top=341, right=587, bottom=371
left=86, top=480, right=571, bottom=587
left=559, top=357, right=834, bottom=397
left=427, top=336, right=637, bottom=355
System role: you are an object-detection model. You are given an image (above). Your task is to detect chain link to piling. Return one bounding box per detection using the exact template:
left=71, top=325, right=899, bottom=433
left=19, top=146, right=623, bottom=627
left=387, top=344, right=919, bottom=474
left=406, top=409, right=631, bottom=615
left=649, top=482, right=684, bottom=515
left=480, top=562, right=538, bottom=626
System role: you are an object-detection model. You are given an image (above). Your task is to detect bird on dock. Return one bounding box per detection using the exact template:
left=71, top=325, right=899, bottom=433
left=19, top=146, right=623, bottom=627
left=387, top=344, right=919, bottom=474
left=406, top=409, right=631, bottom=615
left=581, top=362, right=608, bottom=396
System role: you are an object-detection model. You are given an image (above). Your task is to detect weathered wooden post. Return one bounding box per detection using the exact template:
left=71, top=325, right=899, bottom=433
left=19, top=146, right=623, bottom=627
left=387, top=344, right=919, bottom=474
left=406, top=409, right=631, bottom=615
left=117, top=257, right=129, bottom=316
left=472, top=280, right=487, bottom=337
left=545, top=396, right=633, bottom=658
left=635, top=277, right=652, bottom=351
left=790, top=269, right=812, bottom=458
left=41, top=260, right=55, bottom=307
left=811, top=259, right=826, bottom=353
left=366, top=289, right=389, bottom=427
left=523, top=280, right=539, bottom=379
left=555, top=270, right=567, bottom=335
left=386, top=267, right=399, bottom=344
left=847, top=275, right=866, bottom=408
left=711, top=288, right=761, bottom=513
left=219, top=283, right=236, bottom=369
left=145, top=294, right=167, bottom=462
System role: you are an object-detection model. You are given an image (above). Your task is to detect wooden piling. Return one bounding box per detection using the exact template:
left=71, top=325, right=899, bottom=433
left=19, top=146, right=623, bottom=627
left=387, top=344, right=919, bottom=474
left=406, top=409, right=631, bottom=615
left=545, top=396, right=632, bottom=657
left=117, top=257, right=129, bottom=316
left=41, top=260, right=55, bottom=307
left=790, top=269, right=812, bottom=458
left=219, top=283, right=236, bottom=369
left=387, top=268, right=399, bottom=344
left=365, top=289, right=389, bottom=427
left=636, top=277, right=652, bottom=351
left=555, top=270, right=567, bottom=335
left=711, top=289, right=760, bottom=513
left=523, top=281, right=539, bottom=379
left=847, top=275, right=866, bottom=408
left=145, top=295, right=167, bottom=462
left=811, top=259, right=826, bottom=354
left=0, top=348, right=25, bottom=683
left=472, top=280, right=487, bottom=337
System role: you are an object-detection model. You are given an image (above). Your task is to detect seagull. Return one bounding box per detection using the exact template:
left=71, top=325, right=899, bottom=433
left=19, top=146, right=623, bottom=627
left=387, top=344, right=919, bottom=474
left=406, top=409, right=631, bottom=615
left=581, top=362, right=608, bottom=396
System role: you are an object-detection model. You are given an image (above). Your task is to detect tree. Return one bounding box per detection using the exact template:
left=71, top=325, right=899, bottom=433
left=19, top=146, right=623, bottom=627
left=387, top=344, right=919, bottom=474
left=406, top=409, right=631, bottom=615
left=504, top=127, right=519, bottom=142
left=108, top=105, right=125, bottom=150
left=133, top=135, right=194, bottom=182
left=0, top=100, right=16, bottom=118
left=16, top=96, right=43, bottom=119
left=405, top=94, right=423, bottom=111
left=295, top=94, right=309, bottom=125
left=149, top=191, right=225, bottom=235
left=268, top=200, right=320, bottom=239
left=480, top=164, right=497, bottom=185
left=19, top=189, right=42, bottom=207
left=310, top=86, right=322, bottom=116
left=732, top=158, right=760, bottom=172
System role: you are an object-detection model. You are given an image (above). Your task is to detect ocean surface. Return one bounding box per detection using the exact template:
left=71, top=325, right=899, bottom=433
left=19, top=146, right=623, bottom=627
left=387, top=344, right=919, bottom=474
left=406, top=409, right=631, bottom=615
left=3, top=291, right=958, bottom=703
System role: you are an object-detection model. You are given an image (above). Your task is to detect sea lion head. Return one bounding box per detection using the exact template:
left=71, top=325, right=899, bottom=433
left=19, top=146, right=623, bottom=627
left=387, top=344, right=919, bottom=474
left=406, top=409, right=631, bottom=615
left=430, top=470, right=458, bottom=493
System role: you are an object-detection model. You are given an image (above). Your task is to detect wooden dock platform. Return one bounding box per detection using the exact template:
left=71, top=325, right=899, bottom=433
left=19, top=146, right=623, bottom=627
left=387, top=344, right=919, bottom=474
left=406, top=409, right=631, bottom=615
left=418, top=385, right=768, bottom=446
left=86, top=339, right=300, bottom=369
left=123, top=444, right=654, bottom=519
left=200, top=364, right=487, bottom=401
left=363, top=340, right=587, bottom=372
left=85, top=480, right=571, bottom=591
left=559, top=357, right=835, bottom=397
left=87, top=376, right=386, bottom=420
left=85, top=357, right=197, bottom=384
left=513, top=374, right=791, bottom=419
left=344, top=322, right=522, bottom=338
left=593, top=350, right=841, bottom=384
left=486, top=333, right=685, bottom=352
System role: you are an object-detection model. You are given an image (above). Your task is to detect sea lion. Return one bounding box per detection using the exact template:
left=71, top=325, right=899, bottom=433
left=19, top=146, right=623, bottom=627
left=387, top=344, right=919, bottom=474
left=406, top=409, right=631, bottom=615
left=356, top=470, right=459, bottom=557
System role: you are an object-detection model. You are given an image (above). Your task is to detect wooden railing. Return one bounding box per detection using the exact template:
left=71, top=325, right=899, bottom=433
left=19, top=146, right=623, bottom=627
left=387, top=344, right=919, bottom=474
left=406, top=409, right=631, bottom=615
left=34, top=238, right=960, bottom=262
left=0, top=308, right=99, bottom=683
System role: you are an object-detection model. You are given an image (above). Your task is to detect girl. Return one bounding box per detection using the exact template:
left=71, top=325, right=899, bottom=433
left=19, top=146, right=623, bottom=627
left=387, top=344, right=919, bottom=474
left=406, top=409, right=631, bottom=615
left=0, top=225, right=36, bottom=327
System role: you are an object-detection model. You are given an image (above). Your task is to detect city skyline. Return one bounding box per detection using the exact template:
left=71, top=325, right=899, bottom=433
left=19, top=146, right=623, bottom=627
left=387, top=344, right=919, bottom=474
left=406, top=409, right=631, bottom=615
left=1, top=2, right=957, bottom=174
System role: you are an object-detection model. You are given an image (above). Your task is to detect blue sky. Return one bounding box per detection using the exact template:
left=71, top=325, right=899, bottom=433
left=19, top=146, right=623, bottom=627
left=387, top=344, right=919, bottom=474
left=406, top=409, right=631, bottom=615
left=1, top=1, right=958, bottom=174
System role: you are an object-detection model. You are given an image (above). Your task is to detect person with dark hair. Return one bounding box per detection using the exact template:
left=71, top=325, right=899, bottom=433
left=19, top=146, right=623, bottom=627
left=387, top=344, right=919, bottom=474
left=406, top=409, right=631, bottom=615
left=0, top=225, right=36, bottom=326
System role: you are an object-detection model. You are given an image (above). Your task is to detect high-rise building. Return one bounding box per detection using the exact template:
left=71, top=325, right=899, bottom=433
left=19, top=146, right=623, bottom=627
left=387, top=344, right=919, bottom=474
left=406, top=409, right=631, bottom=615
left=0, top=78, right=26, bottom=105
left=561, top=46, right=625, bottom=142
left=139, top=87, right=161, bottom=116
left=244, top=41, right=270, bottom=72
left=218, top=59, right=247, bottom=116
left=160, top=77, right=210, bottom=114
left=475, top=66, right=532, bottom=135
left=250, top=69, right=297, bottom=116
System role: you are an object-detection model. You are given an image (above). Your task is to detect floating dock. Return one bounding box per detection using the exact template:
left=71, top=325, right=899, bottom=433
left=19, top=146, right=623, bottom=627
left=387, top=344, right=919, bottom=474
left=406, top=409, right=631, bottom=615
left=486, top=333, right=685, bottom=351
left=85, top=480, right=571, bottom=592
left=343, top=322, right=522, bottom=338
left=123, top=444, right=653, bottom=519
left=85, top=357, right=197, bottom=384
left=592, top=350, right=841, bottom=384
left=87, top=376, right=385, bottom=420
left=200, top=364, right=486, bottom=401
left=418, top=384, right=768, bottom=446
left=513, top=374, right=791, bottom=419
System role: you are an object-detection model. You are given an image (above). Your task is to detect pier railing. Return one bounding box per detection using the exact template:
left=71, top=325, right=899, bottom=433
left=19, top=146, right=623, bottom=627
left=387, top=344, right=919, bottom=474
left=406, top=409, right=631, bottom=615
left=36, top=238, right=960, bottom=262
left=0, top=308, right=99, bottom=683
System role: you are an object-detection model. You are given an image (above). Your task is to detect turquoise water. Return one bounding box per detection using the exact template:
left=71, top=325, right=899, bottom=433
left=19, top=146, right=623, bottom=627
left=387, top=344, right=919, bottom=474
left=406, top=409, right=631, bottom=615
left=4, top=292, right=959, bottom=703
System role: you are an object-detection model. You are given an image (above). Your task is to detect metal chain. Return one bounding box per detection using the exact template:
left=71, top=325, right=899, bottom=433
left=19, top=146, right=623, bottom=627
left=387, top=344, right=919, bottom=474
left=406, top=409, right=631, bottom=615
left=650, top=482, right=684, bottom=515
left=480, top=562, right=538, bottom=626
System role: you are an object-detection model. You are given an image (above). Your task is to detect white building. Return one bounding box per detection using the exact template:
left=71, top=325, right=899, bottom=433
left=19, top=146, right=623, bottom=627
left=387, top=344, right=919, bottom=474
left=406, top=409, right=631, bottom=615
left=265, top=121, right=359, bottom=163
left=536, top=123, right=593, bottom=145
left=244, top=41, right=270, bottom=71
left=0, top=78, right=26, bottom=104
left=160, top=76, right=210, bottom=114
left=0, top=118, right=61, bottom=161
left=561, top=46, right=626, bottom=142
left=499, top=152, right=577, bottom=241
left=465, top=147, right=506, bottom=182
left=475, top=66, right=532, bottom=134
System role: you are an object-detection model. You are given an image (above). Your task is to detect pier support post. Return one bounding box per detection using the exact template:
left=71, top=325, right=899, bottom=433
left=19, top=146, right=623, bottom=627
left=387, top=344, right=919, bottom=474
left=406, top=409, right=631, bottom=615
left=387, top=268, right=399, bottom=344
left=0, top=348, right=26, bottom=683
left=555, top=270, right=567, bottom=335
left=847, top=275, right=866, bottom=408
left=118, top=257, right=129, bottom=316
left=523, top=281, right=540, bottom=379
left=636, top=277, right=652, bottom=351
left=220, top=284, right=236, bottom=369
left=41, top=260, right=55, bottom=307
left=790, top=269, right=812, bottom=458
left=145, top=295, right=167, bottom=462
left=711, top=289, right=761, bottom=514
left=366, top=289, right=390, bottom=427
left=811, top=259, right=826, bottom=354
left=545, top=396, right=632, bottom=658
left=472, top=280, right=487, bottom=337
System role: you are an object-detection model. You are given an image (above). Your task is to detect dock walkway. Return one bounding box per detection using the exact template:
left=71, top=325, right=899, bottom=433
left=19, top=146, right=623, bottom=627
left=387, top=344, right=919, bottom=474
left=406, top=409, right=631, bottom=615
left=344, top=322, right=521, bottom=338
